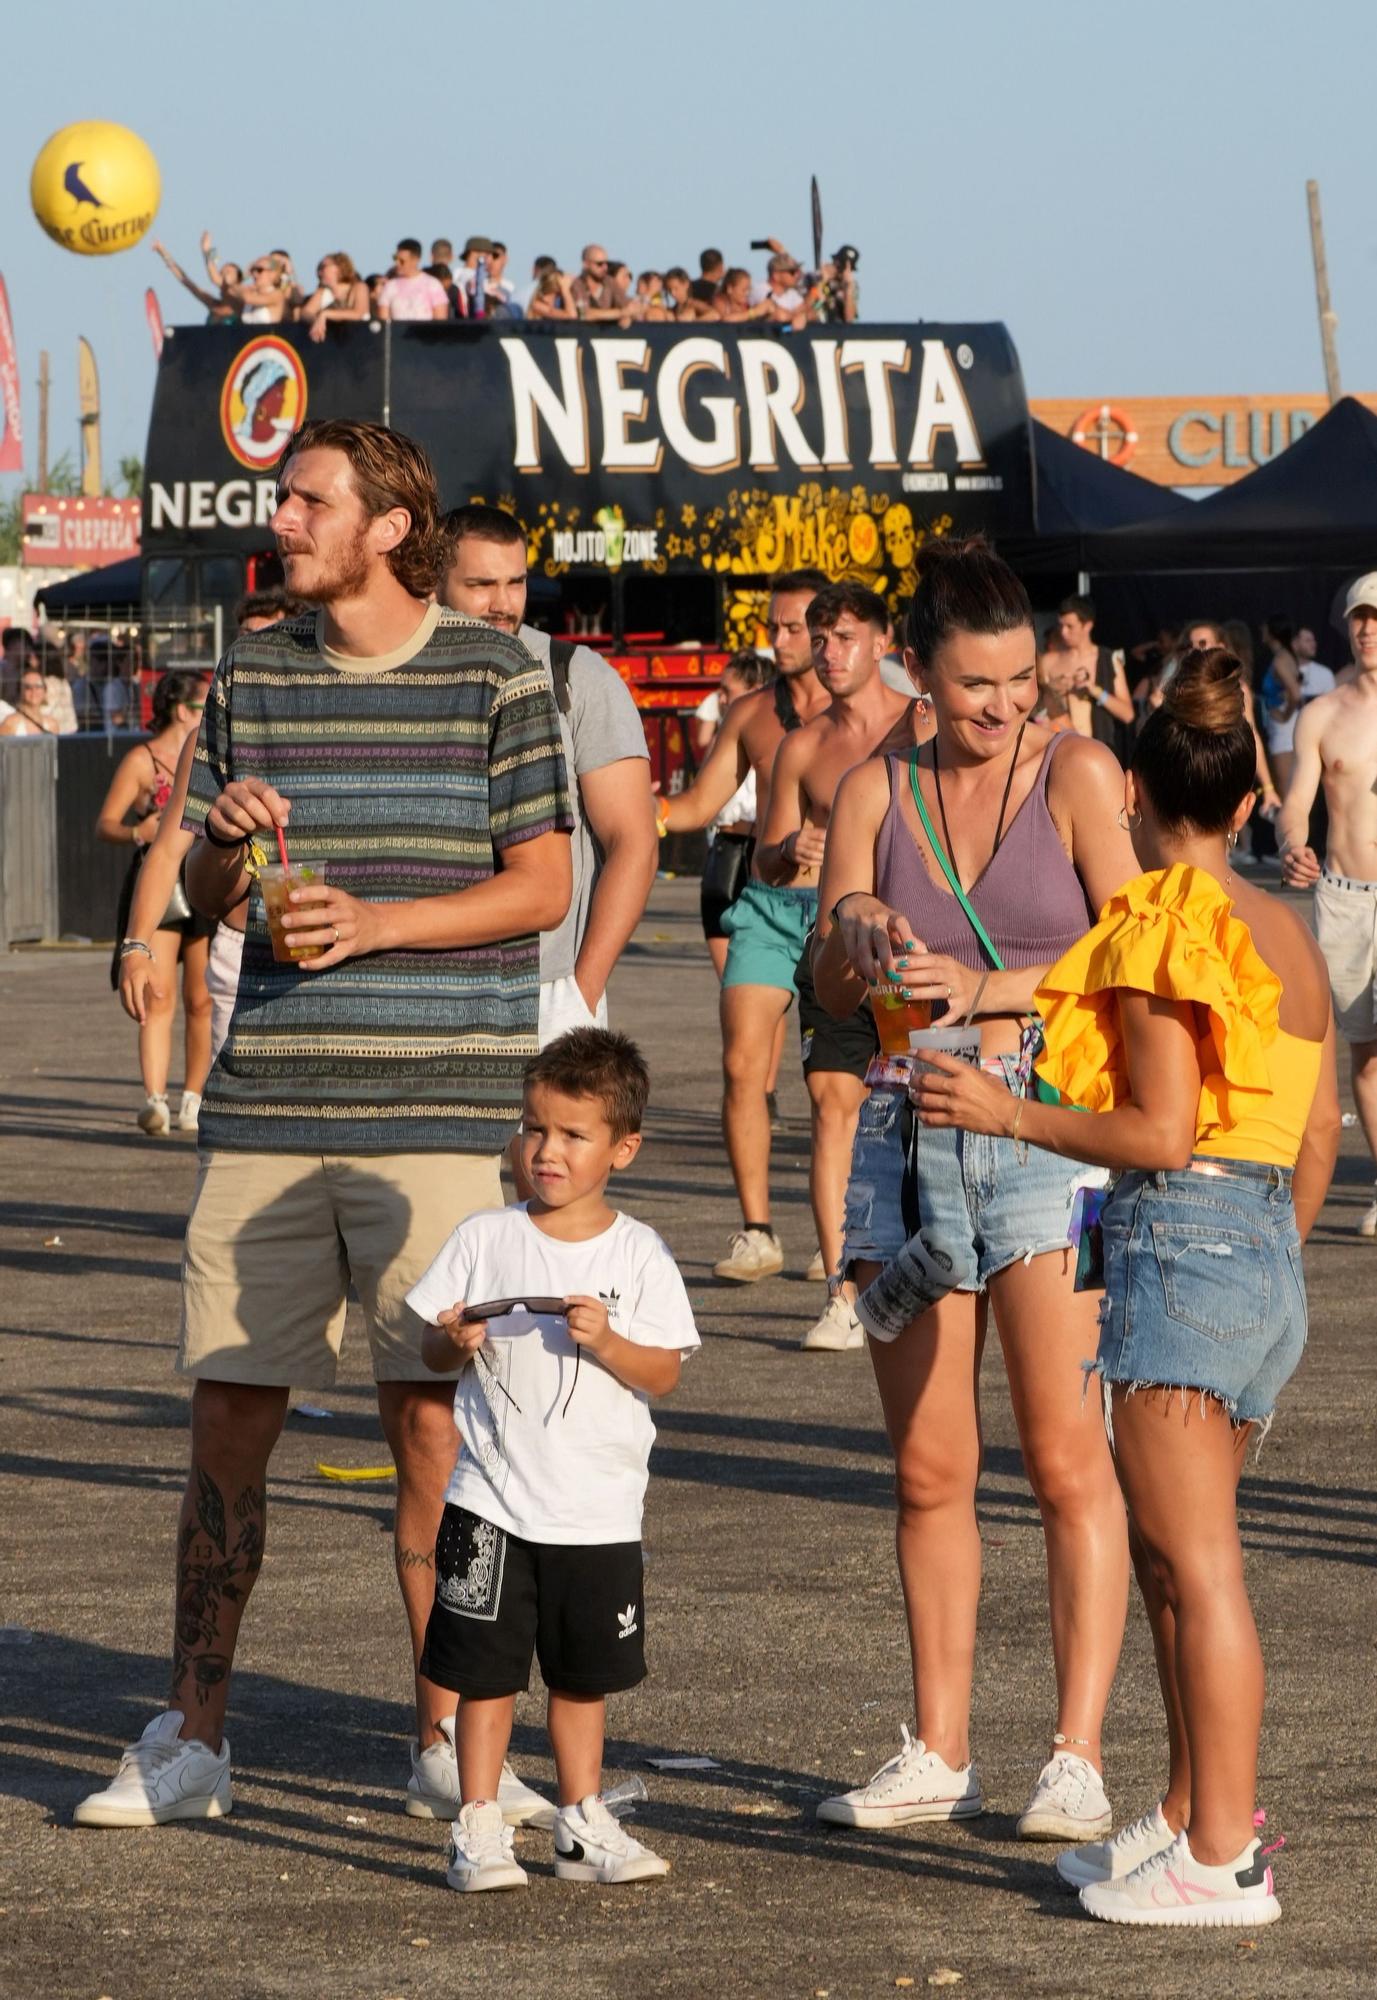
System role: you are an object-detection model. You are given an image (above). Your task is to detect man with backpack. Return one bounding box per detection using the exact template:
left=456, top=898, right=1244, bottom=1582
left=441, top=505, right=658, bottom=1045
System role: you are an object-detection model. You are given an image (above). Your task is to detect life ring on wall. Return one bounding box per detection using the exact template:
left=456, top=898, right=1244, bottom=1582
left=1070, top=403, right=1139, bottom=469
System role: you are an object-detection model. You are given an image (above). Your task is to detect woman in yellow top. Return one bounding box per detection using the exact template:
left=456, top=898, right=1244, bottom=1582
left=912, top=648, right=1339, bottom=1929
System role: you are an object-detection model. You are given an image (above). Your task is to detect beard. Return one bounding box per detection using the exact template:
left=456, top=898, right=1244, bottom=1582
left=279, top=522, right=373, bottom=606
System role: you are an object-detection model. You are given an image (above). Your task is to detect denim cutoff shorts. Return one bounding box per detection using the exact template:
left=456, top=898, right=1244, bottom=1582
left=1092, top=1161, right=1307, bottom=1428
left=844, top=1058, right=1105, bottom=1342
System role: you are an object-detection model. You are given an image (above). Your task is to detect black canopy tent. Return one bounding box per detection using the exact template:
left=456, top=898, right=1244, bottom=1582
left=1068, top=397, right=1377, bottom=647
left=34, top=556, right=142, bottom=614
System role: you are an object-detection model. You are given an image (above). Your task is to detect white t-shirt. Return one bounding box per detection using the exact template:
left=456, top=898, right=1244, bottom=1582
left=694, top=688, right=756, bottom=831
left=406, top=1204, right=699, bottom=1545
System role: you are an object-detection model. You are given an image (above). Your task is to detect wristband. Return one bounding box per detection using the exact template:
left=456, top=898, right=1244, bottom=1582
left=203, top=818, right=247, bottom=850
left=118, top=939, right=154, bottom=961
left=829, top=890, right=869, bottom=927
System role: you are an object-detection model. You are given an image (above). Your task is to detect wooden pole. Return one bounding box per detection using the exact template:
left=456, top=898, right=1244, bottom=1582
left=37, top=349, right=49, bottom=492
left=1307, top=179, right=1342, bottom=405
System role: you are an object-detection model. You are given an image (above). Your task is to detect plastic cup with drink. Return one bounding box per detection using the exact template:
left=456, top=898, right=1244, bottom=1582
left=259, top=860, right=328, bottom=963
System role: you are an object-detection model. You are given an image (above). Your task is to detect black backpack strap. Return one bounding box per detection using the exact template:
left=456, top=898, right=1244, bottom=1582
left=547, top=638, right=575, bottom=717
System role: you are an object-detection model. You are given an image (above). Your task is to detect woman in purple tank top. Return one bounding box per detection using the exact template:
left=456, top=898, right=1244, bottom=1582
left=810, top=539, right=1140, bottom=1841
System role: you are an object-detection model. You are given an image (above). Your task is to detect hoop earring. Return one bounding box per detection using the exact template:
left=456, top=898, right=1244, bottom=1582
left=1228, top=830, right=1239, bottom=851
left=1117, top=807, right=1141, bottom=832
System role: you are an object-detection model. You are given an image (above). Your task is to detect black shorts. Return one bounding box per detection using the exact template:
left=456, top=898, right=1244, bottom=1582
left=419, top=1504, right=647, bottom=1700
left=795, top=934, right=878, bottom=1081
left=700, top=833, right=754, bottom=940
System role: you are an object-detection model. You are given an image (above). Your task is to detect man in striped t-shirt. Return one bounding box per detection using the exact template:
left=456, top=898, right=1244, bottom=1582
left=76, top=420, right=574, bottom=1835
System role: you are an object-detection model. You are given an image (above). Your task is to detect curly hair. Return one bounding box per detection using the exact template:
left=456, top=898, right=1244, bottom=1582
left=281, top=418, right=447, bottom=599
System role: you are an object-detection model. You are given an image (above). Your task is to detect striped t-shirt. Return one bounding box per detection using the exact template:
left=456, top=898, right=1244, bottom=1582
left=183, top=603, right=573, bottom=1156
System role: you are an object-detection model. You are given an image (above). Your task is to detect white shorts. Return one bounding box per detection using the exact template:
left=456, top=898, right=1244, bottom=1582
left=538, top=974, right=608, bottom=1048
left=206, top=924, right=245, bottom=1064
left=1314, top=871, right=1377, bottom=1043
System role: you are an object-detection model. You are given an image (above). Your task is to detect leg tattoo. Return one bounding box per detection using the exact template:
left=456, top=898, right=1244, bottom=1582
left=172, top=1470, right=266, bottom=1710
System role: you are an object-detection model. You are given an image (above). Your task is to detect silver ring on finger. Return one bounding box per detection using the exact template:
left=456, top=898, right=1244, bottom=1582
left=332, top=925, right=340, bottom=944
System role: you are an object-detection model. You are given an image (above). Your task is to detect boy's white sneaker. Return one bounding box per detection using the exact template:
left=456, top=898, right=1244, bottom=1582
left=713, top=1228, right=784, bottom=1281
left=406, top=1716, right=554, bottom=1827
left=1080, top=1828, right=1281, bottom=1927
left=553, top=1794, right=670, bottom=1883
left=73, top=1711, right=231, bottom=1826
left=446, top=1800, right=528, bottom=1892
left=1056, top=1801, right=1174, bottom=1890
left=815, top=1725, right=984, bottom=1827
left=1017, top=1750, right=1112, bottom=1841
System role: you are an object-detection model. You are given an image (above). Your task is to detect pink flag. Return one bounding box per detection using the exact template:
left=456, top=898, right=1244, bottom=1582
left=0, top=274, right=22, bottom=474
left=145, top=287, right=165, bottom=360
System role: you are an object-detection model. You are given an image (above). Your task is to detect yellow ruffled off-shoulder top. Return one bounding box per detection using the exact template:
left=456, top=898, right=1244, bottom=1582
left=1033, top=864, right=1322, bottom=1168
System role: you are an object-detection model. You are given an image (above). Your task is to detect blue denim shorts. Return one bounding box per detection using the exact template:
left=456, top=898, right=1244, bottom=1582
left=1092, top=1162, right=1307, bottom=1428
left=844, top=1060, right=1106, bottom=1342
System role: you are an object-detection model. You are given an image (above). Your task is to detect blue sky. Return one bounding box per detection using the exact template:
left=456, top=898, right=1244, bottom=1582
left=3, top=0, right=1374, bottom=482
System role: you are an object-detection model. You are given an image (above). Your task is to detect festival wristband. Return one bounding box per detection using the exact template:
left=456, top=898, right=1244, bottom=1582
left=118, top=939, right=154, bottom=961
left=202, top=817, right=248, bottom=850
left=828, top=891, right=871, bottom=927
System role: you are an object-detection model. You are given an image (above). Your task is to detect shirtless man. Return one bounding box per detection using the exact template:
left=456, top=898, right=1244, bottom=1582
left=756, top=582, right=923, bottom=1348
left=1280, top=574, right=1377, bottom=1232
left=1056, top=595, right=1134, bottom=759
left=658, top=568, right=830, bottom=1279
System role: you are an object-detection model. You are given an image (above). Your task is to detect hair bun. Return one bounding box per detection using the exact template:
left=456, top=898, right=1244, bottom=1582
left=1162, top=646, right=1245, bottom=735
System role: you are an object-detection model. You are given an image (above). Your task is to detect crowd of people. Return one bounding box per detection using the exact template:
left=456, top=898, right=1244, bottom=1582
left=151, top=232, right=861, bottom=331
left=43, top=413, right=1372, bottom=1934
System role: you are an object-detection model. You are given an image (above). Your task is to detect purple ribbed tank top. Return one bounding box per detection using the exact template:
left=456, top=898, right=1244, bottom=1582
left=876, top=734, right=1091, bottom=971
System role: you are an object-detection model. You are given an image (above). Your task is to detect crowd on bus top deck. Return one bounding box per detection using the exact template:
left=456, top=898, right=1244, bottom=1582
left=150, top=232, right=863, bottom=334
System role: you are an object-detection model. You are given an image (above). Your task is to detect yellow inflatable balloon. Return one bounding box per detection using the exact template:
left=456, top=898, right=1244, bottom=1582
left=31, top=121, right=160, bottom=257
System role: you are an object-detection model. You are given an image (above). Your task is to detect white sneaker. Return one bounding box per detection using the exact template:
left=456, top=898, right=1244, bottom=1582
left=406, top=1717, right=554, bottom=1828
left=553, top=1794, right=670, bottom=1883
left=806, top=1248, right=828, bottom=1282
left=446, top=1799, right=528, bottom=1893
left=73, top=1711, right=231, bottom=1826
left=713, top=1228, right=784, bottom=1282
left=1080, top=1827, right=1281, bottom=1927
left=1018, top=1751, right=1112, bottom=1841
left=800, top=1293, right=865, bottom=1351
left=177, top=1091, right=202, bottom=1134
left=137, top=1093, right=171, bottom=1136
left=815, top=1725, right=983, bottom=1827
left=1359, top=1188, right=1377, bottom=1237
left=1056, top=1801, right=1173, bottom=1890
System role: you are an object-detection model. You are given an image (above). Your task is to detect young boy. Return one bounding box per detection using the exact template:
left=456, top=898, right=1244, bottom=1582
left=407, top=1027, right=699, bottom=1893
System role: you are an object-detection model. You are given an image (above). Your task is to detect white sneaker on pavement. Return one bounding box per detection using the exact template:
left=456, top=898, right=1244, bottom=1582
left=73, top=1711, right=231, bottom=1826
left=815, top=1725, right=983, bottom=1827
left=800, top=1293, right=864, bottom=1351
left=806, top=1249, right=828, bottom=1282
left=1017, top=1750, right=1112, bottom=1841
left=553, top=1794, right=670, bottom=1883
left=406, top=1716, right=554, bottom=1827
left=1079, top=1827, right=1281, bottom=1927
left=446, top=1799, right=528, bottom=1892
left=177, top=1091, right=201, bottom=1134
left=713, top=1228, right=784, bottom=1282
left=138, top=1093, right=171, bottom=1136
left=1358, top=1186, right=1377, bottom=1237
left=1056, top=1801, right=1174, bottom=1890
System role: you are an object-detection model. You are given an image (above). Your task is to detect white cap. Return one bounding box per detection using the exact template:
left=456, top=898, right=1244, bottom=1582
left=1343, top=572, right=1377, bottom=617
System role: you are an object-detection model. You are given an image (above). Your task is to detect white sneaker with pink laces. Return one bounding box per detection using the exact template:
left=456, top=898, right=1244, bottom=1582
left=1080, top=1827, right=1282, bottom=1927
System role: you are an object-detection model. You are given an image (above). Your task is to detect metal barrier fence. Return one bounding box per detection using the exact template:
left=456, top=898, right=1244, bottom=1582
left=0, top=733, right=140, bottom=948
left=0, top=737, right=59, bottom=947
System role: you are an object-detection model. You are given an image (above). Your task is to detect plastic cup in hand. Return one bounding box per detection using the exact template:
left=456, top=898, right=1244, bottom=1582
left=259, top=861, right=327, bottom=963
left=870, top=987, right=933, bottom=1056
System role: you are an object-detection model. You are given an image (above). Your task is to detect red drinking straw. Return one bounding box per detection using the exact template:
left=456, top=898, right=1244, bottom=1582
left=274, top=823, right=290, bottom=873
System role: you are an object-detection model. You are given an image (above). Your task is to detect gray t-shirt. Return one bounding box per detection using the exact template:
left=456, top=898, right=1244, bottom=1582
left=518, top=624, right=650, bottom=984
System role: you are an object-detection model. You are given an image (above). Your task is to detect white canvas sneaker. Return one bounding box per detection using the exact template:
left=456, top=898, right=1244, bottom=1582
left=1080, top=1828, right=1281, bottom=1927
left=713, top=1228, right=784, bottom=1282
left=800, top=1293, right=864, bottom=1351
left=553, top=1794, right=669, bottom=1883
left=406, top=1716, right=554, bottom=1828
left=1056, top=1802, right=1174, bottom=1890
left=446, top=1799, right=528, bottom=1892
left=176, top=1091, right=201, bottom=1134
left=137, top=1093, right=171, bottom=1136
left=806, top=1248, right=828, bottom=1282
left=1017, top=1751, right=1112, bottom=1841
left=815, top=1725, right=984, bottom=1827
left=73, top=1711, right=231, bottom=1826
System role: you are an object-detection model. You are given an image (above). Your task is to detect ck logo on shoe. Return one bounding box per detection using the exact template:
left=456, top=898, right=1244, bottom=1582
left=617, top=1602, right=638, bottom=1640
